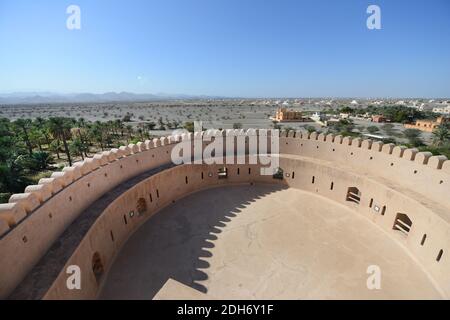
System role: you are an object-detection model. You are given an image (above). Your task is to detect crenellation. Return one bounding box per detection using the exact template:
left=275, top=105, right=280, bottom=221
left=403, top=148, right=418, bottom=160
left=325, top=133, right=335, bottom=142
left=93, top=153, right=108, bottom=166
left=103, top=150, right=117, bottom=162
left=8, top=193, right=40, bottom=214
left=342, top=136, right=352, bottom=145
left=415, top=151, right=433, bottom=165
left=128, top=144, right=140, bottom=154
left=160, top=137, right=168, bottom=146
left=73, top=161, right=91, bottom=176
left=110, top=148, right=124, bottom=159
left=361, top=139, right=373, bottom=150
left=371, top=141, right=383, bottom=152
left=309, top=132, right=319, bottom=140
left=38, top=178, right=63, bottom=195
left=63, top=166, right=82, bottom=181
left=24, top=185, right=52, bottom=203
left=85, top=158, right=101, bottom=175
left=333, top=135, right=343, bottom=144
left=144, top=140, right=153, bottom=149
left=50, top=172, right=72, bottom=187
left=225, top=129, right=234, bottom=137
left=317, top=133, right=326, bottom=141
left=181, top=133, right=192, bottom=141
left=351, top=137, right=362, bottom=147
left=428, top=156, right=448, bottom=170
left=393, top=146, right=407, bottom=157
left=1, top=131, right=449, bottom=300
left=442, top=160, right=450, bottom=174
left=153, top=138, right=162, bottom=147
left=0, top=203, right=27, bottom=227
left=118, top=146, right=131, bottom=156
left=137, top=142, right=147, bottom=152
left=382, top=143, right=395, bottom=154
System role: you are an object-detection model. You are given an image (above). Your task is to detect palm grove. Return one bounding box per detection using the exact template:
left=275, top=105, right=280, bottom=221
left=1, top=110, right=449, bottom=204
left=0, top=117, right=157, bottom=203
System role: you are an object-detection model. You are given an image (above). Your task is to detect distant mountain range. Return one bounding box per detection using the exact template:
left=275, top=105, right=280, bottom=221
left=0, top=92, right=215, bottom=104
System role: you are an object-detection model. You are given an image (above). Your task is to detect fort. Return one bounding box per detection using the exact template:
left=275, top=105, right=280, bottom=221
left=271, top=108, right=309, bottom=122
left=404, top=116, right=449, bottom=133
left=0, top=129, right=449, bottom=299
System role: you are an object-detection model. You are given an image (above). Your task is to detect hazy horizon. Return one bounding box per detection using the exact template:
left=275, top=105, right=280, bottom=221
left=1, top=90, right=450, bottom=102
left=1, top=0, right=450, bottom=98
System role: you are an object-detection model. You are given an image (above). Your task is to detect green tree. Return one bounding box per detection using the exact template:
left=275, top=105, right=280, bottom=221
left=14, top=119, right=33, bottom=156
left=366, top=126, right=380, bottom=134
left=432, top=124, right=449, bottom=147
left=305, top=125, right=316, bottom=133
left=381, top=123, right=395, bottom=135
left=0, top=161, right=32, bottom=195
left=31, top=151, right=54, bottom=170
left=48, top=117, right=73, bottom=166
left=403, top=128, right=423, bottom=147
left=70, top=138, right=88, bottom=160
left=340, top=106, right=354, bottom=114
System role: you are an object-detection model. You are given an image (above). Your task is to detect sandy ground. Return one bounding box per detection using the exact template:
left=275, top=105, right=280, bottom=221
left=99, top=184, right=441, bottom=300
left=1, top=102, right=429, bottom=142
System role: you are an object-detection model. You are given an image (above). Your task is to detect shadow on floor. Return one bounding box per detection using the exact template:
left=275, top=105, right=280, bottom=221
left=99, top=183, right=287, bottom=300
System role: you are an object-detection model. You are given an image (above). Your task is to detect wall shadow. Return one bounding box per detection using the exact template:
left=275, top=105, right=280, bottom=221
left=98, top=183, right=287, bottom=300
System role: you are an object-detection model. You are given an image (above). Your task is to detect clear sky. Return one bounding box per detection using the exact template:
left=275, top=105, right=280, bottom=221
left=0, top=0, right=449, bottom=98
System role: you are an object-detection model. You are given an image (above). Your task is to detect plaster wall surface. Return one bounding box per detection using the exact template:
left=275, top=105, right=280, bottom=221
left=0, top=130, right=449, bottom=299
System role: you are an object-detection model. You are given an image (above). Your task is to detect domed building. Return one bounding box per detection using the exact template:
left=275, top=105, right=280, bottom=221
left=0, top=129, right=448, bottom=300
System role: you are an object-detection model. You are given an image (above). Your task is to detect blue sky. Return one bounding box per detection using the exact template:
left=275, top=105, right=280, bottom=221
left=0, top=0, right=449, bottom=98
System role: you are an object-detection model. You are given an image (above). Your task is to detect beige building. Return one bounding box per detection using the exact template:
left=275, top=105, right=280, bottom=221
left=272, top=107, right=305, bottom=122
left=0, top=130, right=449, bottom=300
left=404, top=116, right=449, bottom=132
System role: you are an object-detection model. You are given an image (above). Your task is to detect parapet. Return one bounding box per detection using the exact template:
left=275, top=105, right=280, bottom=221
left=280, top=129, right=449, bottom=175
left=0, top=129, right=449, bottom=300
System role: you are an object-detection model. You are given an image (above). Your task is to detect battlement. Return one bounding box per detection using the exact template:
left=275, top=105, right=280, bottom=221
left=1, top=129, right=449, bottom=238
left=282, top=129, right=449, bottom=170
left=0, top=129, right=449, bottom=299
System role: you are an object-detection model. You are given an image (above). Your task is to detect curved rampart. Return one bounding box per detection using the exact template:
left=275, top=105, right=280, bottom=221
left=0, top=129, right=449, bottom=299
left=0, top=136, right=180, bottom=298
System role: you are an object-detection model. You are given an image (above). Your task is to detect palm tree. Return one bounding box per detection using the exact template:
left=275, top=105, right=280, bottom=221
left=34, top=117, right=51, bottom=147
left=71, top=127, right=89, bottom=157
left=126, top=125, right=134, bottom=143
left=115, top=119, right=125, bottom=137
left=70, top=138, right=87, bottom=160
left=29, top=127, right=46, bottom=152
left=14, top=119, right=33, bottom=156
left=0, top=161, right=32, bottom=194
left=432, top=124, right=449, bottom=147
left=89, top=122, right=106, bottom=151
left=48, top=117, right=73, bottom=166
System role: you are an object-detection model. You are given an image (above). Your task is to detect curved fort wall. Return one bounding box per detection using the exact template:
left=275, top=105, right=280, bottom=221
left=0, top=130, right=449, bottom=299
